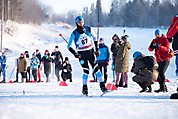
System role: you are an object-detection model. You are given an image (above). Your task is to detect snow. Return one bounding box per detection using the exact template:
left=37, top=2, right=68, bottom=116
left=0, top=21, right=178, bottom=119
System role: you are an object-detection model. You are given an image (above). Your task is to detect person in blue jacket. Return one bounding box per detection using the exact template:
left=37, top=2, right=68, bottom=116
left=0, top=52, right=7, bottom=83
left=67, top=16, right=107, bottom=96
left=97, top=38, right=110, bottom=83
left=30, top=52, right=39, bottom=82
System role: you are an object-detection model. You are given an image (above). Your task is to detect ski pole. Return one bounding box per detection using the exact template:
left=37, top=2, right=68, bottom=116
left=59, top=33, right=68, bottom=43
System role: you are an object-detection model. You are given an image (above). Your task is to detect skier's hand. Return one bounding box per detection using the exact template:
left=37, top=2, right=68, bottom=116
left=150, top=42, right=157, bottom=49
left=106, top=61, right=109, bottom=66
left=74, top=53, right=80, bottom=58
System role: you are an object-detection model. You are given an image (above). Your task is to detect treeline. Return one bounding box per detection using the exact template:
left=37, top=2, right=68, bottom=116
left=0, top=0, right=49, bottom=24
left=0, top=0, right=178, bottom=28
left=53, top=0, right=178, bottom=28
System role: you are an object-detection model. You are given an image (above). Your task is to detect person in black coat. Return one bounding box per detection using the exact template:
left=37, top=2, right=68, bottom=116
left=61, top=57, right=72, bottom=82
left=110, top=34, right=125, bottom=86
left=41, top=50, right=52, bottom=82
left=51, top=46, right=63, bottom=81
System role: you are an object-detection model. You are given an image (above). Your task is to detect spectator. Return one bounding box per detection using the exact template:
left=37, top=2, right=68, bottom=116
left=97, top=38, right=110, bottom=83
left=61, top=57, right=72, bottom=82
left=167, top=14, right=178, bottom=77
left=115, top=35, right=131, bottom=88
left=51, top=46, right=63, bottom=81
left=24, top=51, right=30, bottom=82
left=30, top=52, right=39, bottom=82
left=17, top=53, right=28, bottom=83
left=36, top=49, right=42, bottom=82
left=41, top=50, right=52, bottom=82
left=0, top=52, right=7, bottom=83
left=148, top=29, right=170, bottom=93
left=110, top=34, right=125, bottom=85
left=131, top=51, right=159, bottom=93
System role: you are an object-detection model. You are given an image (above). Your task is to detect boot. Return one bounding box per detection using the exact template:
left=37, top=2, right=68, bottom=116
left=13, top=79, right=18, bottom=83
left=147, top=85, right=152, bottom=92
left=123, top=84, right=128, bottom=88
left=138, top=82, right=148, bottom=93
left=100, top=82, right=108, bottom=92
left=0, top=79, right=6, bottom=83
left=82, top=85, right=88, bottom=95
left=37, top=79, right=41, bottom=82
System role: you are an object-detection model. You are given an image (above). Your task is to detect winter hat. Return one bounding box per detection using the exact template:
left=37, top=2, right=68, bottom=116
left=133, top=51, right=142, bottom=59
left=45, top=50, right=49, bottom=53
left=75, top=16, right=84, bottom=24
left=25, top=51, right=29, bottom=54
left=112, top=34, right=119, bottom=41
left=121, top=35, right=129, bottom=42
left=32, top=52, right=36, bottom=56
left=2, top=52, right=5, bottom=55
left=36, top=49, right=39, bottom=51
left=155, top=29, right=160, bottom=35
left=99, top=38, right=104, bottom=41
left=55, top=45, right=59, bottom=48
left=65, top=57, right=69, bottom=61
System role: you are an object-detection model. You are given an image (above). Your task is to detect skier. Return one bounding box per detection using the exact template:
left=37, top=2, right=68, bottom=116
left=67, top=16, right=107, bottom=96
left=97, top=38, right=110, bottom=83
left=167, top=14, right=178, bottom=77
left=131, top=51, right=159, bottom=93
left=36, top=49, right=42, bottom=82
left=30, top=52, right=39, bottom=82
left=0, top=52, right=7, bottom=83
left=115, top=35, right=131, bottom=88
left=148, top=29, right=170, bottom=93
left=110, top=34, right=125, bottom=85
left=41, top=50, right=52, bottom=82
left=61, top=57, right=72, bottom=82
left=51, top=45, right=63, bottom=81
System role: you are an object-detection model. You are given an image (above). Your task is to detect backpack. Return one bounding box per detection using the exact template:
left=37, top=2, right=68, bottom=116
left=142, top=56, right=158, bottom=70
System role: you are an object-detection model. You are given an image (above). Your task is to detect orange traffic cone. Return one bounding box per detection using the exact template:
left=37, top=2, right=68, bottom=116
left=9, top=80, right=13, bottom=83
left=31, top=80, right=37, bottom=83
left=59, top=81, right=68, bottom=86
left=106, top=83, right=118, bottom=91
left=155, top=79, right=170, bottom=82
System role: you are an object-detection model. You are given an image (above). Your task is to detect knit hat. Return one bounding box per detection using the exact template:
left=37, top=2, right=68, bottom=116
left=2, top=52, right=5, bottom=55
left=121, top=35, right=129, bottom=42
left=45, top=50, right=49, bottom=53
left=55, top=45, right=59, bottom=48
left=112, top=34, right=119, bottom=41
left=155, top=29, right=160, bottom=35
left=65, top=57, right=69, bottom=61
left=133, top=51, right=142, bottom=59
left=100, top=38, right=104, bottom=41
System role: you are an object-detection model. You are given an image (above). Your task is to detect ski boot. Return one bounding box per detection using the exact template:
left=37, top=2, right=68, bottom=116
left=147, top=85, right=152, bottom=93
left=100, top=82, right=108, bottom=93
left=0, top=79, right=6, bottom=83
left=82, top=85, right=88, bottom=96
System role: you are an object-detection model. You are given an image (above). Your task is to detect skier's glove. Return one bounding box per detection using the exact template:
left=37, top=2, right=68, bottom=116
left=74, top=53, right=81, bottom=58
left=94, top=41, right=100, bottom=57
left=106, top=61, right=109, bottom=66
left=69, top=47, right=80, bottom=59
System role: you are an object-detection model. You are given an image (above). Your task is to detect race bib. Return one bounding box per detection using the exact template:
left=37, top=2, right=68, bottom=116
left=77, top=34, right=92, bottom=50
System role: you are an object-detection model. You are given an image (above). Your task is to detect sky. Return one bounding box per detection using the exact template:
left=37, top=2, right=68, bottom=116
left=38, top=0, right=112, bottom=14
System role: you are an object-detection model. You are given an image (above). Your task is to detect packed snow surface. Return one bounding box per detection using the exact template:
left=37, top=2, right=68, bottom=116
left=0, top=22, right=178, bottom=119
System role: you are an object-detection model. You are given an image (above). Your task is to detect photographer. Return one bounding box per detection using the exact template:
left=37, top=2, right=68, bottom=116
left=148, top=29, right=170, bottom=93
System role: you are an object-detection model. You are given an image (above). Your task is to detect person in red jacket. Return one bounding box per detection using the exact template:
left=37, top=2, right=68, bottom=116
left=148, top=29, right=170, bottom=93
left=167, top=14, right=178, bottom=77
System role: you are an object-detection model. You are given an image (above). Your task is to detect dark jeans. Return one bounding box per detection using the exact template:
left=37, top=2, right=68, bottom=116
left=157, top=60, right=170, bottom=91
left=32, top=69, right=37, bottom=81
left=98, top=62, right=108, bottom=83
left=55, top=65, right=61, bottom=81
